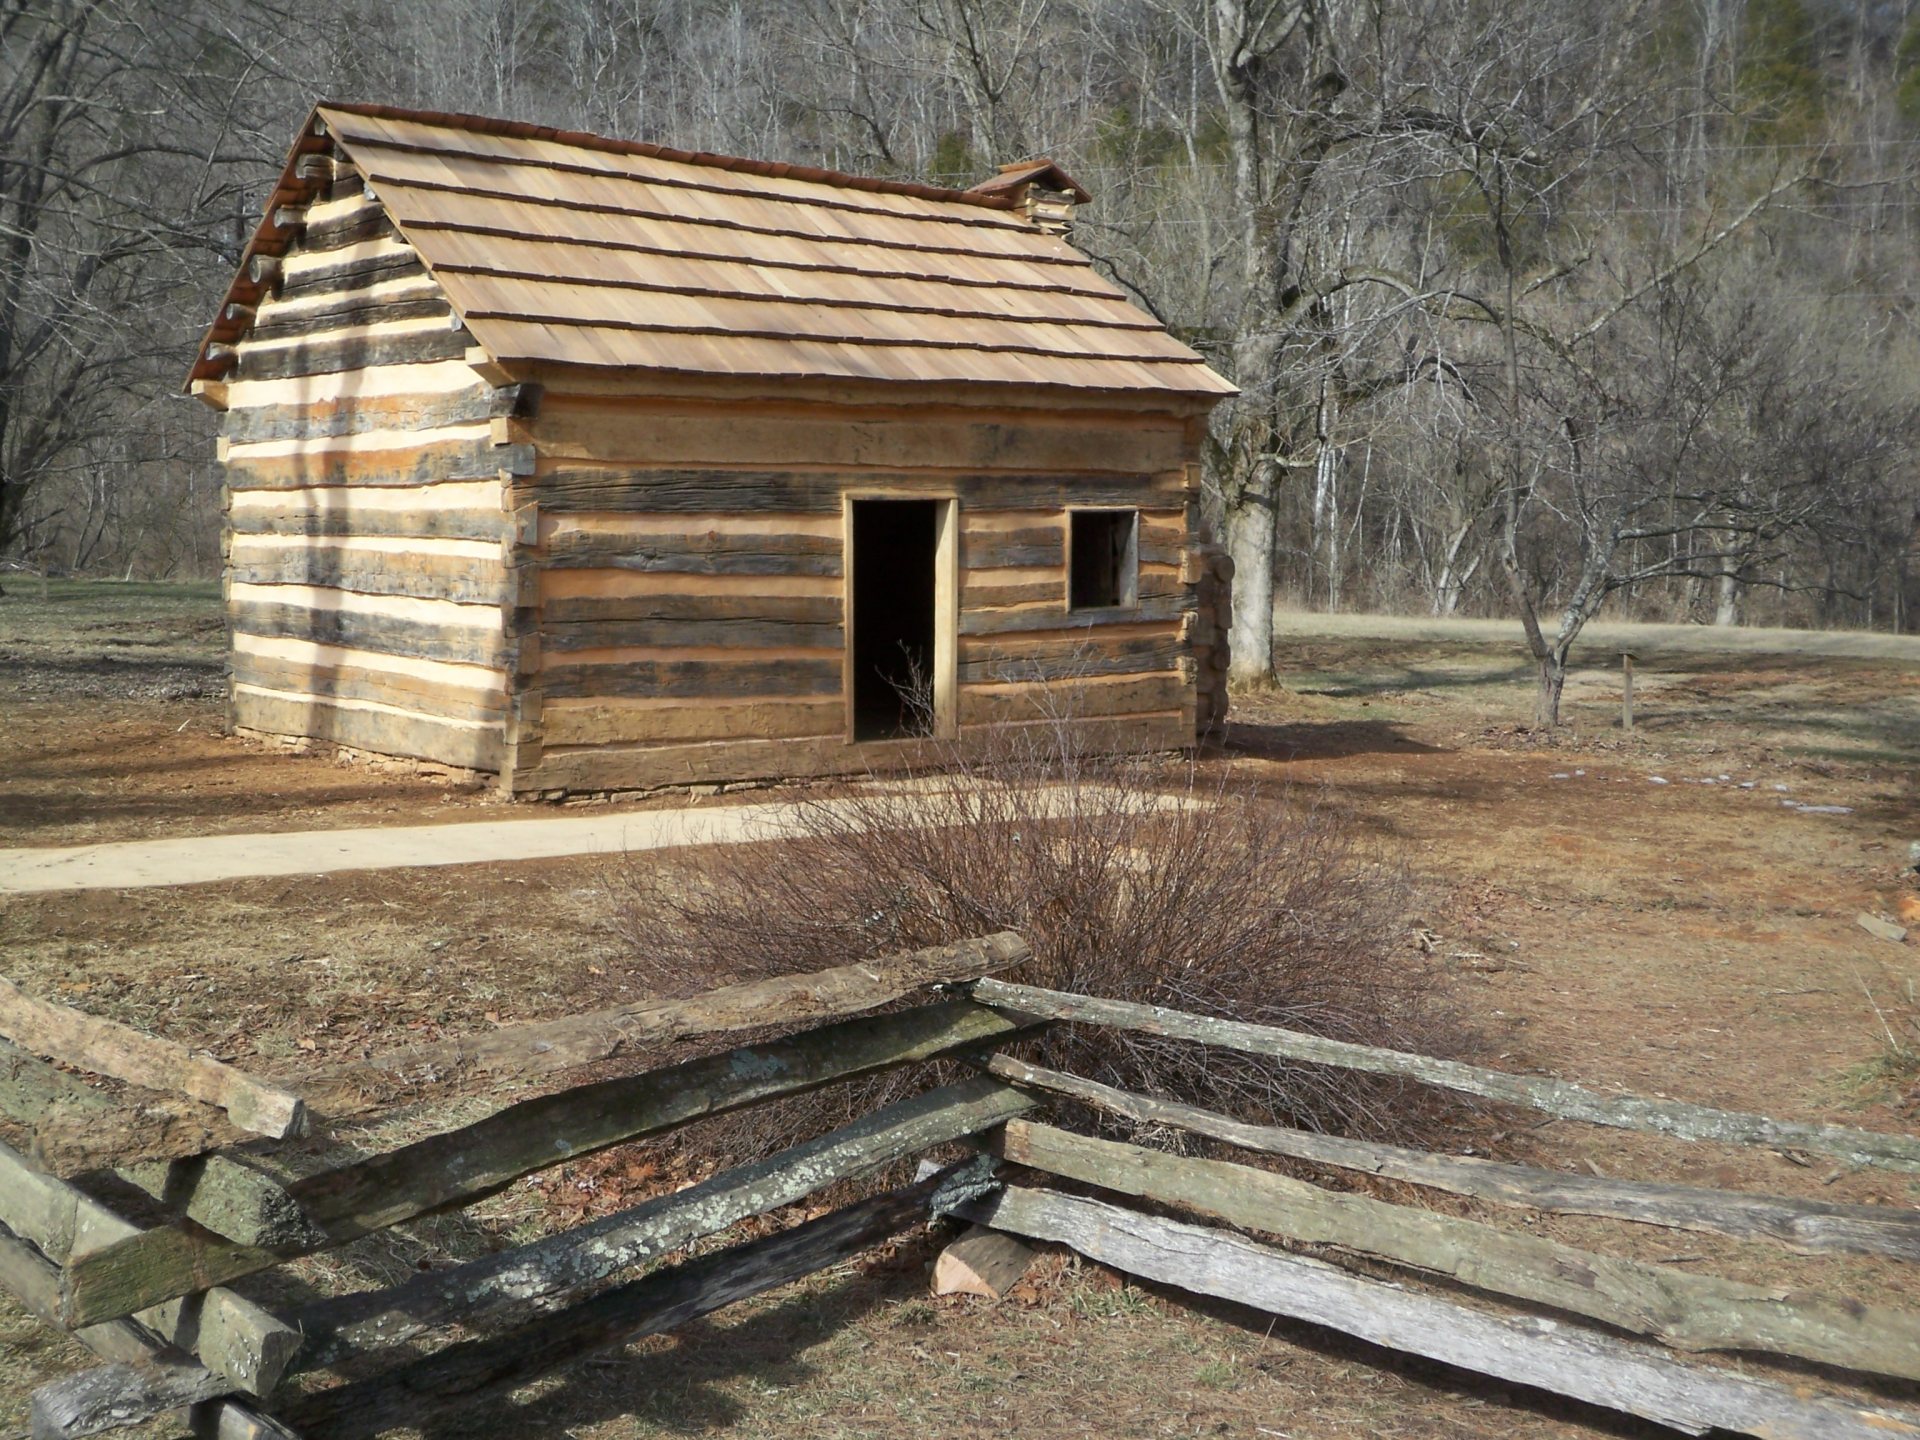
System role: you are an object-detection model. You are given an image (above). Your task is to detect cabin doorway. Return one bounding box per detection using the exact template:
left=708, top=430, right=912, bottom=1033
left=848, top=498, right=954, bottom=741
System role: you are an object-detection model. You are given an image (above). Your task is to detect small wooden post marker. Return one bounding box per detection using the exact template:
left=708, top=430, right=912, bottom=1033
left=1621, top=652, right=1635, bottom=733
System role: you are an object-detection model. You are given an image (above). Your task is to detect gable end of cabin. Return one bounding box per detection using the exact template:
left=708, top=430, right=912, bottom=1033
left=204, top=149, right=532, bottom=778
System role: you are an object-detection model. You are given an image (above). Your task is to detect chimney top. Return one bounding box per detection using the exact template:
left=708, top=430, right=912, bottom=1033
left=968, top=158, right=1091, bottom=233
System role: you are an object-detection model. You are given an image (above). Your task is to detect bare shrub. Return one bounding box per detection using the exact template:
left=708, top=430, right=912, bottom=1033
left=609, top=702, right=1464, bottom=1161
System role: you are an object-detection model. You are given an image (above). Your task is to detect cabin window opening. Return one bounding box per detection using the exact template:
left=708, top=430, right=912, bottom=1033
left=850, top=499, right=941, bottom=741
left=1069, top=508, right=1139, bottom=610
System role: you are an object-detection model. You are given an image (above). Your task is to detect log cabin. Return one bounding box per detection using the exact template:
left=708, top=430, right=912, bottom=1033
left=187, top=103, right=1237, bottom=796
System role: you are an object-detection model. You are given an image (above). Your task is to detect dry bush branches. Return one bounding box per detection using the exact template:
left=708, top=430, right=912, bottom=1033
left=609, top=703, right=1464, bottom=1159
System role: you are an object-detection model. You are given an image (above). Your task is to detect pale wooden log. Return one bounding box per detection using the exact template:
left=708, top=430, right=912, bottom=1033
left=956, top=629, right=1185, bottom=684
left=932, top=1223, right=1035, bottom=1298
left=538, top=695, right=843, bottom=748
left=0, top=979, right=303, bottom=1139
left=227, top=501, right=511, bottom=544
left=971, top=978, right=1920, bottom=1173
left=229, top=653, right=507, bottom=722
left=228, top=689, right=504, bottom=776
left=294, top=1075, right=1032, bottom=1366
left=957, top=673, right=1189, bottom=728
left=284, top=1167, right=968, bottom=1440
left=298, top=932, right=1032, bottom=1116
left=0, top=1143, right=297, bottom=1395
left=59, top=1000, right=1040, bottom=1327
left=983, top=1054, right=1920, bottom=1262
left=44, top=935, right=1031, bottom=1173
left=510, top=715, right=1196, bottom=795
left=997, top=1120, right=1920, bottom=1380
left=964, top=1186, right=1920, bottom=1440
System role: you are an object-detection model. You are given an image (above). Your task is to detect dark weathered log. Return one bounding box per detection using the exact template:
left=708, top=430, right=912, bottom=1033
left=535, top=468, right=1173, bottom=516
left=997, top=1120, right=1920, bottom=1380
left=222, top=382, right=529, bottom=444
left=958, top=591, right=1193, bottom=637
left=233, top=325, right=471, bottom=382
left=32, top=1360, right=235, bottom=1440
left=226, top=504, right=512, bottom=544
left=296, top=207, right=394, bottom=250
left=539, top=656, right=843, bottom=702
left=294, top=1075, right=1033, bottom=1365
left=541, top=591, right=842, bottom=629
left=540, top=528, right=842, bottom=576
left=185, top=1401, right=303, bottom=1440
left=0, top=1142, right=299, bottom=1395
left=0, top=977, right=303, bottom=1139
left=960, top=525, right=1063, bottom=569
left=299, top=932, right=1032, bottom=1116
left=60, top=999, right=1039, bottom=1327
left=984, top=1055, right=1920, bottom=1262
left=248, top=295, right=450, bottom=344
left=971, top=978, right=1920, bottom=1173
left=225, top=553, right=511, bottom=607
left=226, top=599, right=507, bottom=670
left=224, top=435, right=526, bottom=490
left=964, top=1186, right=1920, bottom=1440
left=276, top=251, right=425, bottom=301
left=541, top=615, right=845, bottom=652
left=956, top=631, right=1185, bottom=685
left=115, top=1154, right=323, bottom=1251
left=285, top=1167, right=971, bottom=1440
left=6, top=1232, right=290, bottom=1440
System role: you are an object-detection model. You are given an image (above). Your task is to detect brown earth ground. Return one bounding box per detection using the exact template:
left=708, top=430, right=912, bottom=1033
left=1, top=582, right=1918, bottom=1439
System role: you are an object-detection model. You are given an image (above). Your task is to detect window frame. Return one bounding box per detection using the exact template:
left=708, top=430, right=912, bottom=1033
left=1065, top=506, right=1141, bottom=613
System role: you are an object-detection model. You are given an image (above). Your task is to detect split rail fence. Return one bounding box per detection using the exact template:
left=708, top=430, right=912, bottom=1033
left=3, top=933, right=1920, bottom=1439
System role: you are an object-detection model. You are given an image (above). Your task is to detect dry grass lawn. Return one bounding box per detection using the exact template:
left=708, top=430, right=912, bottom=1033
left=1, top=583, right=1917, bottom=1438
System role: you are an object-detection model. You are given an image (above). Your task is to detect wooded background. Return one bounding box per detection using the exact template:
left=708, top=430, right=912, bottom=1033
left=5, top=0, right=1918, bottom=678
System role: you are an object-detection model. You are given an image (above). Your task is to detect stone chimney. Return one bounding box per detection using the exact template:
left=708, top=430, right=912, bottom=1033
left=967, top=159, right=1092, bottom=235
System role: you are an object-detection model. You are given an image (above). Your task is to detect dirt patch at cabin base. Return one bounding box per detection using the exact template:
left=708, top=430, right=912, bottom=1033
left=2, top=584, right=1918, bottom=1438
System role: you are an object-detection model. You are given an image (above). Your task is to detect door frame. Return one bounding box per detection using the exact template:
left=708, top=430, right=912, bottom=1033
left=842, top=492, right=959, bottom=743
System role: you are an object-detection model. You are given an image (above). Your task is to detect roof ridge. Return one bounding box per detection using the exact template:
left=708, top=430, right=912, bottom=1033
left=317, top=101, right=1021, bottom=213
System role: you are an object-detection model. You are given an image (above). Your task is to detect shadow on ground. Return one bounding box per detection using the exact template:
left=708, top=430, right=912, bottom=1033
left=1223, top=718, right=1444, bottom=763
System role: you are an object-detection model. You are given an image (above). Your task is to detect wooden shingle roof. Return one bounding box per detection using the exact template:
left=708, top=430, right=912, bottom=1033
left=191, top=103, right=1234, bottom=398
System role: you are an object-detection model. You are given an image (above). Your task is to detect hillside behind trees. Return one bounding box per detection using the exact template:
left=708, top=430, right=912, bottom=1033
left=5, top=0, right=1917, bottom=706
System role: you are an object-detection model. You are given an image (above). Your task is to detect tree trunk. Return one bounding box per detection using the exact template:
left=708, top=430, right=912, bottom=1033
left=1534, top=652, right=1567, bottom=727
left=1714, top=567, right=1742, bottom=627
left=1227, top=463, right=1277, bottom=683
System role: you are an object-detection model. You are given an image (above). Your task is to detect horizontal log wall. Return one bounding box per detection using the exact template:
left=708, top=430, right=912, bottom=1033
left=219, top=195, right=515, bottom=773
left=511, top=391, right=1206, bottom=792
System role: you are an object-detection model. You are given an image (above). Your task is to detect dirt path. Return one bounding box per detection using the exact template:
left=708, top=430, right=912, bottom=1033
left=0, top=799, right=818, bottom=894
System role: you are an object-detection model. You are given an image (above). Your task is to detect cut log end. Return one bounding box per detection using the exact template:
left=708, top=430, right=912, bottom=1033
left=933, top=1224, right=1035, bottom=1299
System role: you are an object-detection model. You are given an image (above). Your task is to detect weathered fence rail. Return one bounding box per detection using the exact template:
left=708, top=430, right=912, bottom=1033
left=5, top=931, right=1920, bottom=1440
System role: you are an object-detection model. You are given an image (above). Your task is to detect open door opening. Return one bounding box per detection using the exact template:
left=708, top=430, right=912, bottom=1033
left=850, top=499, right=941, bottom=740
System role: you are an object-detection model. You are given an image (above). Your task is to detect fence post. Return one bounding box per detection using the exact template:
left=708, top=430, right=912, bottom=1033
left=1621, top=652, right=1635, bottom=732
